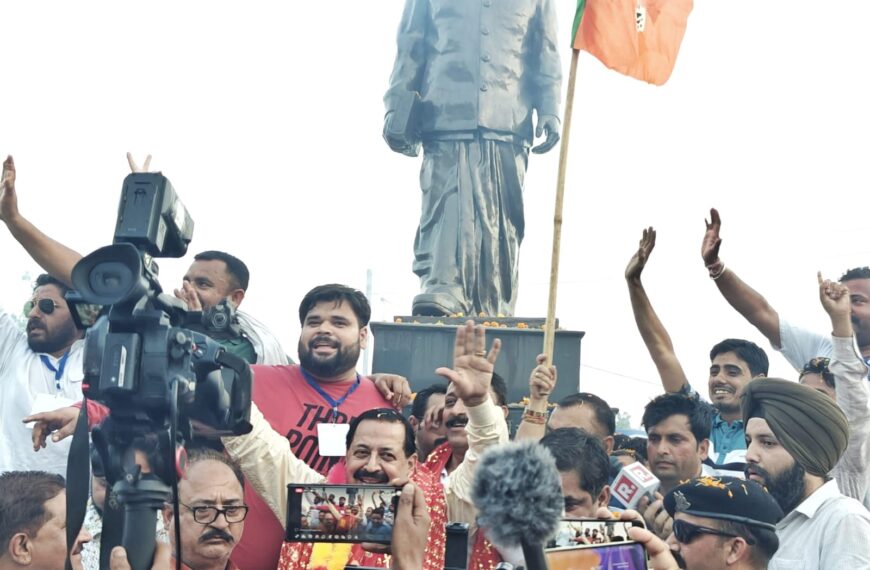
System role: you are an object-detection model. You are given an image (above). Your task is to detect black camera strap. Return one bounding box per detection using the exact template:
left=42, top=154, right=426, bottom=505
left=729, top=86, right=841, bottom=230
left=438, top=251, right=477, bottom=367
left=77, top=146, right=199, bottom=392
left=65, top=399, right=90, bottom=570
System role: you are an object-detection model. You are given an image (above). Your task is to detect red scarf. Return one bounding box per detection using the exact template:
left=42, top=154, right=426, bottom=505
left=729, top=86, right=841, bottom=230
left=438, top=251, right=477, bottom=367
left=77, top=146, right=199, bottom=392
left=423, top=442, right=504, bottom=570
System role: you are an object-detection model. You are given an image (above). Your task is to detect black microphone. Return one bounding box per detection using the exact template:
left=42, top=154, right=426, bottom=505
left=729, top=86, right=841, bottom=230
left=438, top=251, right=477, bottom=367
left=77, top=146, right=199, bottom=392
left=471, top=441, right=563, bottom=570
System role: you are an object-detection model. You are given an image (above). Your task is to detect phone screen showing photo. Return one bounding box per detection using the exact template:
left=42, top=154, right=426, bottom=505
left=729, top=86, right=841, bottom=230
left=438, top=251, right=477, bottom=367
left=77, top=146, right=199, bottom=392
left=545, top=519, right=647, bottom=570
left=286, top=484, right=401, bottom=544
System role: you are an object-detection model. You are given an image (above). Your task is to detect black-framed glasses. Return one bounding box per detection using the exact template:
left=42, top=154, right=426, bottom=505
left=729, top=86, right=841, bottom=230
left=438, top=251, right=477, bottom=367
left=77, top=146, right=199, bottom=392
left=672, top=519, right=752, bottom=545
left=23, top=298, right=62, bottom=316
left=181, top=502, right=249, bottom=524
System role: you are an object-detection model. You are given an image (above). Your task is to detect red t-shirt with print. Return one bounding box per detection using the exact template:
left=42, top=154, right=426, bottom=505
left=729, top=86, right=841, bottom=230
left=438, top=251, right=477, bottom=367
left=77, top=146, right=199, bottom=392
left=229, top=365, right=393, bottom=570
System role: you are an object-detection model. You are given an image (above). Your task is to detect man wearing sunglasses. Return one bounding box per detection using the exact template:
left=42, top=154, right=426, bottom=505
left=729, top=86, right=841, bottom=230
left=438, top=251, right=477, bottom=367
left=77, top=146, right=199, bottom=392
left=662, top=475, right=783, bottom=570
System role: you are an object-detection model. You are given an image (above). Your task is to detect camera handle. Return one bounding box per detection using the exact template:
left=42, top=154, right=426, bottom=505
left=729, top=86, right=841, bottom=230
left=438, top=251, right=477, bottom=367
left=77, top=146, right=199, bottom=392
left=113, top=462, right=172, bottom=570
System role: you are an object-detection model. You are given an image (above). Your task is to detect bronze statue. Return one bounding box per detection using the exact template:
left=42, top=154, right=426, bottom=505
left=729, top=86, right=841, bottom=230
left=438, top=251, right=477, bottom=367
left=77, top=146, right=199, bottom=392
left=384, top=0, right=563, bottom=317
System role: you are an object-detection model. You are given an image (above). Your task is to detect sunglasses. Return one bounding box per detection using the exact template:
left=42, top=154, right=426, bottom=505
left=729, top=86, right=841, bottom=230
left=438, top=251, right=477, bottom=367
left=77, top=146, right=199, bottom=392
left=23, top=298, right=62, bottom=316
left=672, top=519, right=753, bottom=545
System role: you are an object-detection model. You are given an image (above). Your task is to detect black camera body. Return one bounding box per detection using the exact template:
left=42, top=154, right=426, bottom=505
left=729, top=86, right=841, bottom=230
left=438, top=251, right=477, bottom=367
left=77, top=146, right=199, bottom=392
left=67, top=172, right=252, bottom=570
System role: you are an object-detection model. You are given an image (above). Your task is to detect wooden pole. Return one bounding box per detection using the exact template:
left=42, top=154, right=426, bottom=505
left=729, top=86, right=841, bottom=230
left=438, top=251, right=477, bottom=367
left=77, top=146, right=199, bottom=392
left=543, top=48, right=580, bottom=365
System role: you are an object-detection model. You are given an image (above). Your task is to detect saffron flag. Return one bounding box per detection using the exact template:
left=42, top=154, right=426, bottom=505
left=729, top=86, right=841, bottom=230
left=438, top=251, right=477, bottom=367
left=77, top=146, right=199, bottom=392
left=572, top=0, right=693, bottom=85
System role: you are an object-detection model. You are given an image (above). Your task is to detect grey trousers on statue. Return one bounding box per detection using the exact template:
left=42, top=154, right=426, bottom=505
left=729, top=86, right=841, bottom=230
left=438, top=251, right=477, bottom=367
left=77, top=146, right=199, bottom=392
left=412, top=137, right=528, bottom=317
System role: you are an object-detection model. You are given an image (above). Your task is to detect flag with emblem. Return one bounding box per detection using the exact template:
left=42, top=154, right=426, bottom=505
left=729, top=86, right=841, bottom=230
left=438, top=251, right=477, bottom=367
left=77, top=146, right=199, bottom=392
left=571, top=0, right=693, bottom=85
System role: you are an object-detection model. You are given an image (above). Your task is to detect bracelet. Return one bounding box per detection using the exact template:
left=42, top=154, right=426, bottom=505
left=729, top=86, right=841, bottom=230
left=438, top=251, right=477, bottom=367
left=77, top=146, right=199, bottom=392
left=522, top=408, right=548, bottom=424
left=707, top=260, right=726, bottom=280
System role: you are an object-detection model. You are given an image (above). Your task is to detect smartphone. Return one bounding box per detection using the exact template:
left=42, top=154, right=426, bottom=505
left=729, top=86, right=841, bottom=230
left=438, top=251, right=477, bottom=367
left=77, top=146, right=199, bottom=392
left=545, top=519, right=647, bottom=570
left=286, top=484, right=401, bottom=544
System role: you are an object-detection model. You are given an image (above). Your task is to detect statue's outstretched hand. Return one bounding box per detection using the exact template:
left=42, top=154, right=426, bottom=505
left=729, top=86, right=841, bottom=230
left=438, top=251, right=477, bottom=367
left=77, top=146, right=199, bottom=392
left=532, top=114, right=561, bottom=154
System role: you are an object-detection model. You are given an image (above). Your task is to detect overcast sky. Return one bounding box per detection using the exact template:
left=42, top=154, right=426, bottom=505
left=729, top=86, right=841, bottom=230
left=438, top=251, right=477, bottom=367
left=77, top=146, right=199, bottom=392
left=2, top=1, right=868, bottom=425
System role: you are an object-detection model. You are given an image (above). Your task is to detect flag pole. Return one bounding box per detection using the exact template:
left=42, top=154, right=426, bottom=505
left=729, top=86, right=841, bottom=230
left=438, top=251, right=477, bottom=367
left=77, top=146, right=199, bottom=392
left=543, top=48, right=580, bottom=365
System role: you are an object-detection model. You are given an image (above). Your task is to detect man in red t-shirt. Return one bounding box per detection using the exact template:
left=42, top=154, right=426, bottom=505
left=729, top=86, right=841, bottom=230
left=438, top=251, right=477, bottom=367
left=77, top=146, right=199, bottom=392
left=230, top=283, right=403, bottom=570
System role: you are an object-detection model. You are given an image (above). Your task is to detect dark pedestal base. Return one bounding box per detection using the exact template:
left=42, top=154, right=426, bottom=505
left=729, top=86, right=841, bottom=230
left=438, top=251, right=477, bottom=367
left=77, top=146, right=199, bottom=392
left=370, top=317, right=584, bottom=406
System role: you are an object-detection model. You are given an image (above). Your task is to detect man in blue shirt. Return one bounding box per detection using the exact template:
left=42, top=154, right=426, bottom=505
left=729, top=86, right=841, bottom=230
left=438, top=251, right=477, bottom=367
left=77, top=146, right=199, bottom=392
left=625, top=228, right=769, bottom=476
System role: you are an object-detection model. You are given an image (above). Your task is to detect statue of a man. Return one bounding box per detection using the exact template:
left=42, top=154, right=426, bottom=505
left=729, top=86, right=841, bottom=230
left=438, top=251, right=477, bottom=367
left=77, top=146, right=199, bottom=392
left=384, top=0, right=562, bottom=317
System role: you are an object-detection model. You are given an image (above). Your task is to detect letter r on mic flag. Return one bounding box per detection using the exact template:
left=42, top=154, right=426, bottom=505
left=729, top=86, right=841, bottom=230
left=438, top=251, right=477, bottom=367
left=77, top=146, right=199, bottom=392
left=571, top=0, right=693, bottom=85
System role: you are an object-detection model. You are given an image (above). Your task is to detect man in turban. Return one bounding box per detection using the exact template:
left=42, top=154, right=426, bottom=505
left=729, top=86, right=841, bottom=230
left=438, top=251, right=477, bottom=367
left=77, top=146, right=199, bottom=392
left=742, top=378, right=870, bottom=568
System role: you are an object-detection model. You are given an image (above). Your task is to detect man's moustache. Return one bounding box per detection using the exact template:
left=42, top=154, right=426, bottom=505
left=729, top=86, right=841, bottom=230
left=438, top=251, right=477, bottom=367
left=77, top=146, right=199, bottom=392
left=26, top=319, right=45, bottom=332
left=445, top=415, right=468, bottom=429
left=353, top=468, right=389, bottom=483
left=200, top=529, right=234, bottom=543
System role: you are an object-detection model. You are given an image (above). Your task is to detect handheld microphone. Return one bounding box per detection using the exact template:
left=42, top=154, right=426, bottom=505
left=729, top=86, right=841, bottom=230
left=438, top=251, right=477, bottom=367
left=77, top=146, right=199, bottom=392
left=472, top=441, right=563, bottom=570
left=611, top=461, right=660, bottom=509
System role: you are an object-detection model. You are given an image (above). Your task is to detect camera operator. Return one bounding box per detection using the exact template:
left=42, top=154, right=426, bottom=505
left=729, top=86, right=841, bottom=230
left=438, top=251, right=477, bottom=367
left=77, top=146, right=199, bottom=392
left=0, top=156, right=86, bottom=476
left=0, top=153, right=289, bottom=367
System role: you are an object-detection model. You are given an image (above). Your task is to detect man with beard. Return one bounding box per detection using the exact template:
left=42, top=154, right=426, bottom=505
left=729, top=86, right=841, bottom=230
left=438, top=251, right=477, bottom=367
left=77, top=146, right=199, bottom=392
left=222, top=319, right=501, bottom=570
left=662, top=476, right=783, bottom=570
left=742, top=378, right=870, bottom=568
left=626, top=227, right=768, bottom=477
left=23, top=283, right=405, bottom=569
left=0, top=154, right=288, bottom=367
left=0, top=240, right=84, bottom=475
left=161, top=448, right=247, bottom=570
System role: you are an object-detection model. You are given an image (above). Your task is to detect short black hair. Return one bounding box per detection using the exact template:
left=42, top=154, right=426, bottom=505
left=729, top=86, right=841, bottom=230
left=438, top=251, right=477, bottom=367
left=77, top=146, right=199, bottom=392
left=346, top=408, right=416, bottom=458
left=33, top=273, right=70, bottom=296
left=800, top=357, right=835, bottom=389
left=719, top=520, right=780, bottom=566
left=194, top=251, right=250, bottom=291
left=0, top=471, right=65, bottom=550
left=490, top=372, right=508, bottom=407
left=540, top=428, right=610, bottom=498
left=840, top=266, right=870, bottom=282
left=411, top=383, right=447, bottom=420
left=710, top=338, right=769, bottom=377
left=613, top=435, right=649, bottom=464
left=642, top=393, right=712, bottom=444
left=556, top=392, right=616, bottom=436
left=299, top=284, right=371, bottom=327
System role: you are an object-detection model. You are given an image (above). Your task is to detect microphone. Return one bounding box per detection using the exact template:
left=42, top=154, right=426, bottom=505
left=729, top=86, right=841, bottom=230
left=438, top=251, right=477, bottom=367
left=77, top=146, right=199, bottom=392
left=610, top=461, right=660, bottom=509
left=472, top=441, right=563, bottom=570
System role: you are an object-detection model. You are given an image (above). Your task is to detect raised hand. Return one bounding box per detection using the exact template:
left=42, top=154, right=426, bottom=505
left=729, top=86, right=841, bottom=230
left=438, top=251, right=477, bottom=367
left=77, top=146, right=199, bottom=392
left=126, top=152, right=153, bottom=173
left=435, top=320, right=502, bottom=407
left=818, top=272, right=851, bottom=318
left=529, top=353, right=557, bottom=401
left=625, top=227, right=656, bottom=281
left=701, top=208, right=722, bottom=266
left=173, top=281, right=203, bottom=311
left=531, top=114, right=561, bottom=154
left=0, top=155, right=19, bottom=224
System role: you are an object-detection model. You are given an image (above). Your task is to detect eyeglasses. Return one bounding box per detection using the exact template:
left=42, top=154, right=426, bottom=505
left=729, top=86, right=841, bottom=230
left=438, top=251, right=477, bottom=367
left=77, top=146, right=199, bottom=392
left=672, top=519, right=752, bottom=545
left=801, top=357, right=831, bottom=375
left=23, top=298, right=62, bottom=316
left=181, top=503, right=249, bottom=524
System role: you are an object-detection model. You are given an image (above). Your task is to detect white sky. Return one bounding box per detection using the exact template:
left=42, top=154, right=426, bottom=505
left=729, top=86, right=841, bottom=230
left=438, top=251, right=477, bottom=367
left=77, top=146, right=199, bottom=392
left=2, top=2, right=869, bottom=426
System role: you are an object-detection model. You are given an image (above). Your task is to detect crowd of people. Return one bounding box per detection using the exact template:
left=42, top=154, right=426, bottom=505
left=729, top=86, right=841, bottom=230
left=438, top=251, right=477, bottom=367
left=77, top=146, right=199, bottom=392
left=2, top=150, right=870, bottom=570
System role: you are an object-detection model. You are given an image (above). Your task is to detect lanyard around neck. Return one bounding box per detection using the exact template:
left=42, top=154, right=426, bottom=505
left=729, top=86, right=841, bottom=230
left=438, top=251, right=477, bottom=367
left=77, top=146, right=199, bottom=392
left=39, top=351, right=70, bottom=392
left=301, top=367, right=361, bottom=422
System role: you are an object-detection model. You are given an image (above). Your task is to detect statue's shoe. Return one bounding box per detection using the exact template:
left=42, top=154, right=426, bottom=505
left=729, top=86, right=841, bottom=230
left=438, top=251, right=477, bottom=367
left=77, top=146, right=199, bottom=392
left=411, top=293, right=464, bottom=317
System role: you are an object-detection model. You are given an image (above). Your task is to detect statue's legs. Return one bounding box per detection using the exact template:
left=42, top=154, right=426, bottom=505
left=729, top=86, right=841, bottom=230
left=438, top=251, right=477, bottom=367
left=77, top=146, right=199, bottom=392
left=412, top=137, right=527, bottom=316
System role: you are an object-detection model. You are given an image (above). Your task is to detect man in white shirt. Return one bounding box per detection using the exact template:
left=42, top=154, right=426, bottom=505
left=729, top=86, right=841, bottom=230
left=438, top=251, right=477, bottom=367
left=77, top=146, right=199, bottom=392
left=742, top=378, right=870, bottom=569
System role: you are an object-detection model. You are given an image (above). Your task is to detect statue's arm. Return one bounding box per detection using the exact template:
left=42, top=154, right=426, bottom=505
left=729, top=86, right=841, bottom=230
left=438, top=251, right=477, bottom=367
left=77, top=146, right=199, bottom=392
left=384, top=0, right=429, bottom=113
left=531, top=0, right=562, bottom=120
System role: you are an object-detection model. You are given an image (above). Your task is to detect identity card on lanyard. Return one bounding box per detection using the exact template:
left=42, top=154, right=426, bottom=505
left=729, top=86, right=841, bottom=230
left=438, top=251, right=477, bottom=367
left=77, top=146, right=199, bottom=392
left=302, top=368, right=360, bottom=457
